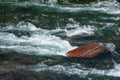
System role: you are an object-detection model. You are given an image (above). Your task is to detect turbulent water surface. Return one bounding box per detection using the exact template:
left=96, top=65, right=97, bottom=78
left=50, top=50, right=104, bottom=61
left=0, top=0, right=120, bottom=80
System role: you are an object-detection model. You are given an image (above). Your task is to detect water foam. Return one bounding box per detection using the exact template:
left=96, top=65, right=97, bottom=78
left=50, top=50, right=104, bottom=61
left=91, top=64, right=120, bottom=77
left=0, top=22, right=76, bottom=56
left=27, top=62, right=120, bottom=78
left=65, top=25, right=95, bottom=37
left=5, top=0, right=119, bottom=15
left=1, top=21, right=38, bottom=31
left=0, top=32, right=75, bottom=56
left=29, top=63, right=90, bottom=77
left=48, top=18, right=95, bottom=37
left=22, top=0, right=120, bottom=14
left=65, top=18, right=95, bottom=37
left=98, top=43, right=116, bottom=52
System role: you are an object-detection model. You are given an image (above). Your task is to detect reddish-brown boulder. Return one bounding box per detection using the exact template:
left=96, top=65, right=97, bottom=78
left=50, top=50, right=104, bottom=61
left=66, top=43, right=110, bottom=58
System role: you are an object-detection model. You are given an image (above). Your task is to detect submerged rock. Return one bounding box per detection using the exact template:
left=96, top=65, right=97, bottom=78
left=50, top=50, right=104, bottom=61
left=66, top=43, right=111, bottom=59
left=117, top=0, right=120, bottom=2
left=0, top=49, right=40, bottom=65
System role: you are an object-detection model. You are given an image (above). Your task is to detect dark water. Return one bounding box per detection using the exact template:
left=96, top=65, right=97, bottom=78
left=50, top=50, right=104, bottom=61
left=0, top=0, right=120, bottom=80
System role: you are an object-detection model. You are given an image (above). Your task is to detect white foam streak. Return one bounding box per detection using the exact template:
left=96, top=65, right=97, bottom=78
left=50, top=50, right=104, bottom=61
left=31, top=63, right=120, bottom=78
left=48, top=0, right=57, bottom=6
left=33, top=64, right=90, bottom=77
left=0, top=32, right=75, bottom=56
left=40, top=1, right=120, bottom=14
left=64, top=19, right=95, bottom=37
left=1, top=21, right=38, bottom=31
left=11, top=0, right=120, bottom=14
left=91, top=64, right=120, bottom=77
left=0, top=22, right=76, bottom=56
left=99, top=43, right=116, bottom=52
left=66, top=26, right=95, bottom=37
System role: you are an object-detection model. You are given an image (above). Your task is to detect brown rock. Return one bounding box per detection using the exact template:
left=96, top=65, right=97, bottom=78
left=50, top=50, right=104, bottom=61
left=66, top=43, right=110, bottom=58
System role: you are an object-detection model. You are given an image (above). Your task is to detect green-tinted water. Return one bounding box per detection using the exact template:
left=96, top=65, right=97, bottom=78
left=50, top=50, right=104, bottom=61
left=0, top=0, right=120, bottom=80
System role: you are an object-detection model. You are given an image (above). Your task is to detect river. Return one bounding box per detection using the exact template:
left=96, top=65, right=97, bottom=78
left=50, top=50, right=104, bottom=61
left=0, top=0, right=120, bottom=80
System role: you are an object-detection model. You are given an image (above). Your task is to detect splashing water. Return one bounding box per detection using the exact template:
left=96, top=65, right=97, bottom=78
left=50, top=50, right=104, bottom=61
left=0, top=0, right=120, bottom=79
left=0, top=22, right=76, bottom=56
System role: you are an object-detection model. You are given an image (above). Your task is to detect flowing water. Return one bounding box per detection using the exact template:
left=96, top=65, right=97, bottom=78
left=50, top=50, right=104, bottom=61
left=0, top=0, right=120, bottom=80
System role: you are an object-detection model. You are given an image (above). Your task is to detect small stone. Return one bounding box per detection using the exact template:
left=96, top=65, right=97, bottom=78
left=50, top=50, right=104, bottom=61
left=66, top=43, right=110, bottom=59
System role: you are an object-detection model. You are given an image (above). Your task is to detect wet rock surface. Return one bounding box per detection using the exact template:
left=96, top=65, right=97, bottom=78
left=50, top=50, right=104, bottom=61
left=0, top=48, right=40, bottom=65
left=0, top=70, right=39, bottom=80
left=117, top=0, right=120, bottom=2
left=0, top=48, right=119, bottom=79
left=0, top=68, right=120, bottom=80
left=0, top=70, right=86, bottom=80
left=66, top=44, right=111, bottom=59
